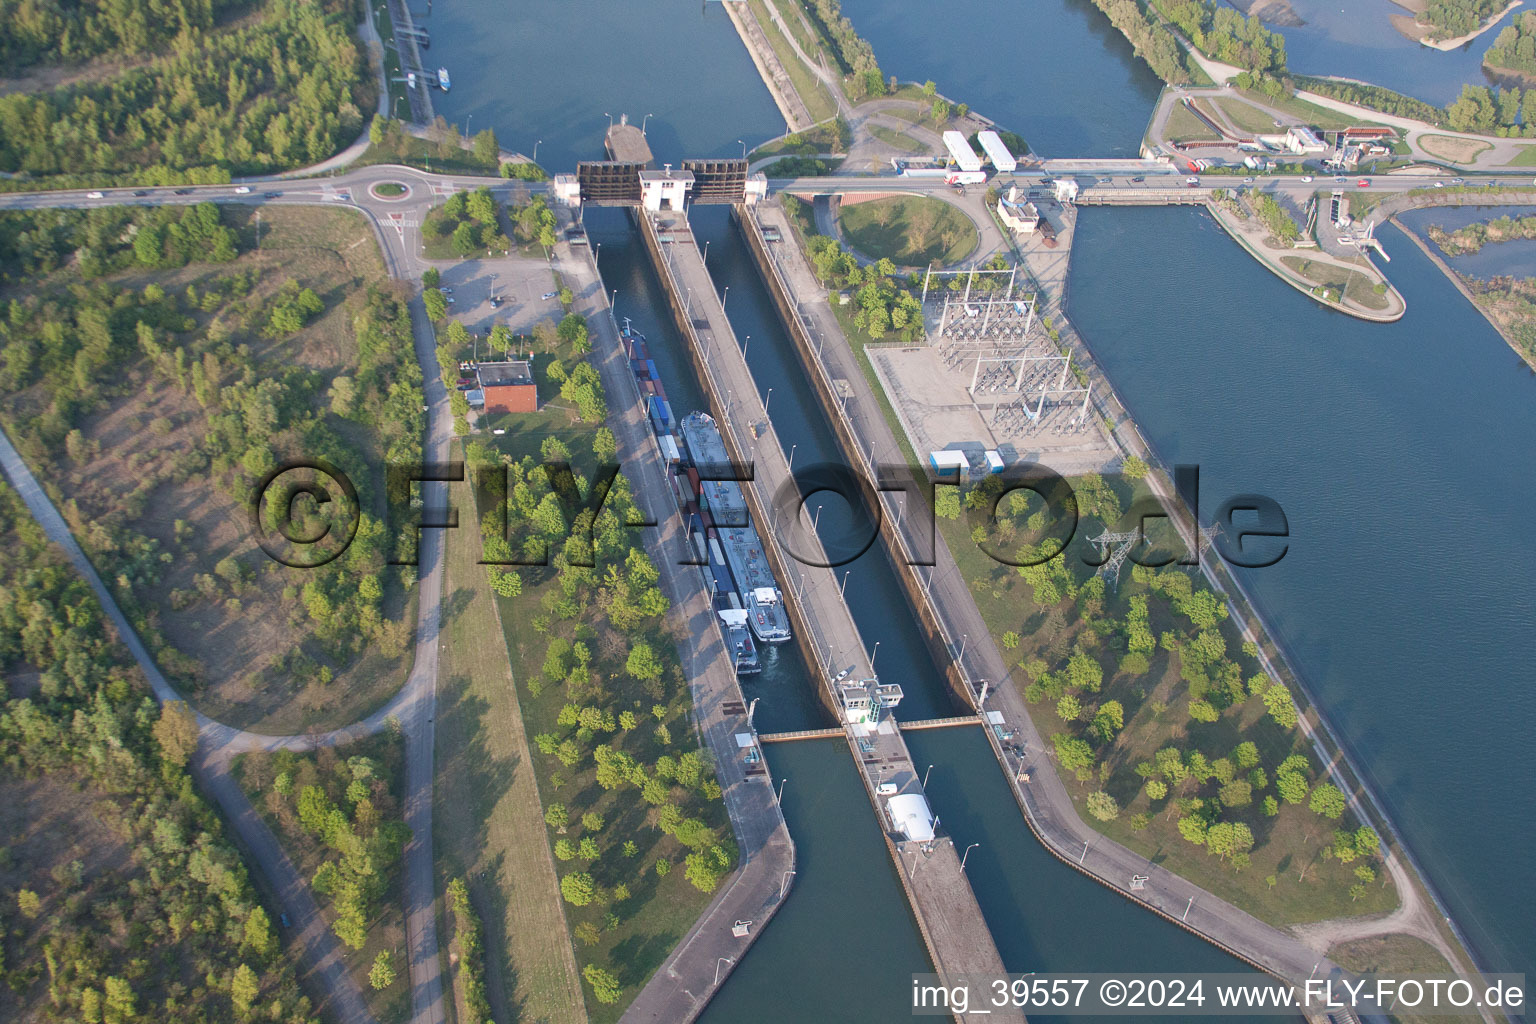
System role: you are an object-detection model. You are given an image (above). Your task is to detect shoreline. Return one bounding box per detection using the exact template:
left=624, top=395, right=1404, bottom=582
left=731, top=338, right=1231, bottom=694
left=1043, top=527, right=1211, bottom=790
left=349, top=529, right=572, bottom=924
left=1206, top=201, right=1407, bottom=321
left=722, top=0, right=814, bottom=133
left=1395, top=0, right=1523, bottom=50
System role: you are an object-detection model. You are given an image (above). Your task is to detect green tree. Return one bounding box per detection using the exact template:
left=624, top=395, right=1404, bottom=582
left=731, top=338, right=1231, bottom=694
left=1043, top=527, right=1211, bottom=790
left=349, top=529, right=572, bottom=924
left=583, top=963, right=622, bottom=1003
left=369, top=951, right=397, bottom=990
left=545, top=803, right=569, bottom=830
left=1206, top=821, right=1255, bottom=862
left=473, top=128, right=500, bottom=166
left=152, top=699, right=200, bottom=768
left=1309, top=782, right=1346, bottom=819
left=17, top=888, right=41, bottom=918
left=231, top=963, right=260, bottom=1013
left=626, top=642, right=663, bottom=681
left=560, top=872, right=597, bottom=906
left=1276, top=769, right=1309, bottom=804
left=1086, top=790, right=1119, bottom=821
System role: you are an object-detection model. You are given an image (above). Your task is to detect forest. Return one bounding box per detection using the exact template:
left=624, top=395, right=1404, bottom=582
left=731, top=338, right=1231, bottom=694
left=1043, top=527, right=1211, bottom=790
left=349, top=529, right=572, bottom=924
left=0, top=203, right=423, bottom=730
left=1152, top=0, right=1287, bottom=75
left=937, top=473, right=1394, bottom=923
left=1485, top=10, right=1536, bottom=74
left=0, top=481, right=315, bottom=1023
left=0, top=0, right=369, bottom=188
left=0, top=0, right=252, bottom=69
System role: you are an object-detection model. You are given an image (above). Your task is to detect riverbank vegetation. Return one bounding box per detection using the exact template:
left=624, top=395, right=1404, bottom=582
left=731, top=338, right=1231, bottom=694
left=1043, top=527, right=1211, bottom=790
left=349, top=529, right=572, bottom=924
left=936, top=475, right=1396, bottom=925
left=0, top=204, right=422, bottom=733
left=1430, top=212, right=1536, bottom=252
left=1152, top=0, right=1287, bottom=74
left=1454, top=273, right=1536, bottom=363
left=236, top=735, right=410, bottom=1021
left=1086, top=0, right=1194, bottom=84
left=1486, top=11, right=1536, bottom=75
left=1419, top=0, right=1505, bottom=37
left=0, top=481, right=315, bottom=1023
left=800, top=0, right=886, bottom=100
left=838, top=195, right=979, bottom=267
left=457, top=364, right=737, bottom=1016
left=0, top=0, right=370, bottom=189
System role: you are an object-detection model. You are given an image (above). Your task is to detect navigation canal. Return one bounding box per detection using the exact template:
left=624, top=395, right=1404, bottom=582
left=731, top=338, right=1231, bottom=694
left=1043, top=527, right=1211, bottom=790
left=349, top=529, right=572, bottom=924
left=433, top=0, right=1533, bottom=1000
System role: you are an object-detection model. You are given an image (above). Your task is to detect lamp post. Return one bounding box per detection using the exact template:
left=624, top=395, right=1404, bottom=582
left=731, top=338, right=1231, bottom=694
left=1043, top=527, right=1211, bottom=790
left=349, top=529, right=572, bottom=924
left=742, top=334, right=750, bottom=357
left=777, top=777, right=787, bottom=802
left=721, top=285, right=729, bottom=312
left=533, top=139, right=542, bottom=163
left=702, top=239, right=710, bottom=269
left=738, top=138, right=747, bottom=159
left=870, top=641, right=880, bottom=670
left=840, top=570, right=851, bottom=598
left=604, top=112, right=613, bottom=130
left=961, top=843, right=979, bottom=871
left=923, top=763, right=934, bottom=788
left=764, top=387, right=772, bottom=413
left=464, top=113, right=472, bottom=140
left=642, top=112, right=655, bottom=134
left=715, top=957, right=735, bottom=985
left=813, top=504, right=822, bottom=531
left=959, top=633, right=968, bottom=664
left=788, top=443, right=796, bottom=471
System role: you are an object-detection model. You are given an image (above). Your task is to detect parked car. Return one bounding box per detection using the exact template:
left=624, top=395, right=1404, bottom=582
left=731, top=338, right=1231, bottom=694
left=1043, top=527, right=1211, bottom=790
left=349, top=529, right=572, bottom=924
left=86, top=191, right=104, bottom=199
left=1300, top=175, right=1313, bottom=183
left=541, top=291, right=558, bottom=300
left=234, top=185, right=251, bottom=194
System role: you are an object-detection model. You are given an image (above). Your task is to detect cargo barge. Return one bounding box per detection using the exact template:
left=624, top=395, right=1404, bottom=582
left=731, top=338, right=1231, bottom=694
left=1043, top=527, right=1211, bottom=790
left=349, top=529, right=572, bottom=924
left=676, top=411, right=792, bottom=645
left=619, top=320, right=778, bottom=672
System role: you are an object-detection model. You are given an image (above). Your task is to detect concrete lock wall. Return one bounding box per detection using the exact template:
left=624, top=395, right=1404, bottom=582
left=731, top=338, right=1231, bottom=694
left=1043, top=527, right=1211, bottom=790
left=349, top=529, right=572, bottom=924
left=731, top=205, right=978, bottom=716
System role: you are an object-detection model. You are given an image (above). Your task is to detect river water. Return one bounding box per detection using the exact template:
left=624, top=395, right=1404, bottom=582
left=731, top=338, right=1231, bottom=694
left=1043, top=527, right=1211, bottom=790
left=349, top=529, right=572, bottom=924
left=423, top=0, right=1532, bottom=1004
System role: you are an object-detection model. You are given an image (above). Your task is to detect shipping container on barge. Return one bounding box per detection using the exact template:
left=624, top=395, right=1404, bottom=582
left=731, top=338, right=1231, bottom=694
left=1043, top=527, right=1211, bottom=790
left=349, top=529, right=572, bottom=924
left=676, top=411, right=792, bottom=645
left=619, top=320, right=761, bottom=674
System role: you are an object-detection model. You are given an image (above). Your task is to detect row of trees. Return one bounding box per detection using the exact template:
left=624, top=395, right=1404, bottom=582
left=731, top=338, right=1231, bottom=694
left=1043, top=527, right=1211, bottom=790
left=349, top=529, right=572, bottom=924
left=0, top=0, right=369, bottom=187
left=1246, top=190, right=1301, bottom=245
left=1087, top=0, right=1196, bottom=85
left=802, top=0, right=886, bottom=100
left=446, top=879, right=492, bottom=1024
left=1443, top=82, right=1536, bottom=136
left=0, top=481, right=315, bottom=1022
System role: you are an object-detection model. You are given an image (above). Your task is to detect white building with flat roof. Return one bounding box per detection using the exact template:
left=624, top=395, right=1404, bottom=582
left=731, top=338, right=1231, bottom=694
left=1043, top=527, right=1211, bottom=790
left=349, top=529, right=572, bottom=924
left=977, top=130, right=1017, bottom=173
left=942, top=130, right=982, bottom=172
left=887, top=793, right=936, bottom=842
left=1286, top=126, right=1327, bottom=154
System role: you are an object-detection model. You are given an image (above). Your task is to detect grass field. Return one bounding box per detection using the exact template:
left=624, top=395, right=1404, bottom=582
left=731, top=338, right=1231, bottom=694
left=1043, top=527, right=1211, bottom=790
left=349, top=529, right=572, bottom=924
left=1418, top=134, right=1494, bottom=164
left=434, top=465, right=588, bottom=1024
left=1163, top=102, right=1221, bottom=144
left=1210, top=97, right=1285, bottom=136
left=1241, top=89, right=1372, bottom=131
left=838, top=195, right=978, bottom=267
left=1504, top=144, right=1536, bottom=166
left=869, top=123, right=929, bottom=154
left=236, top=734, right=411, bottom=1023
left=1281, top=256, right=1391, bottom=311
